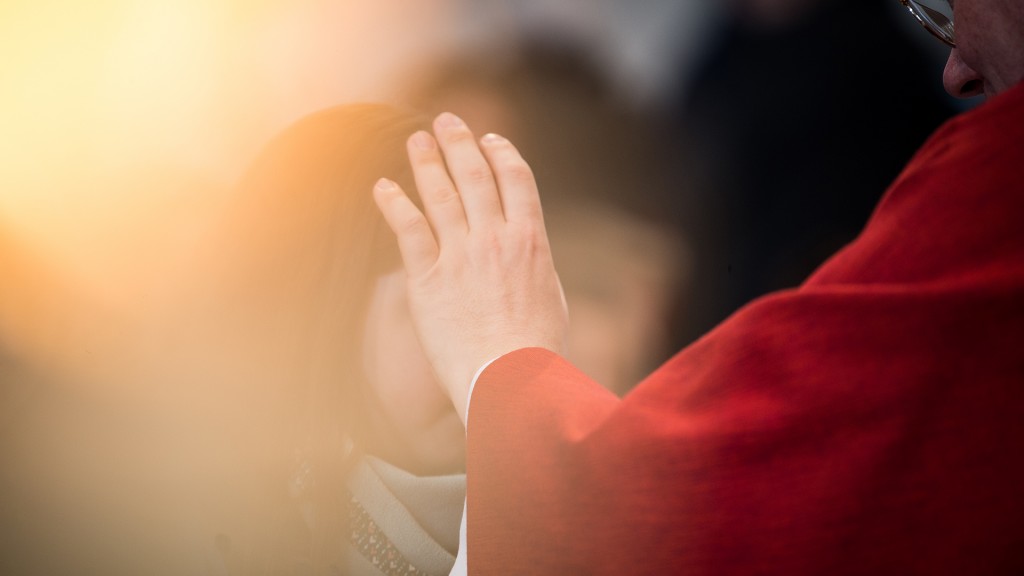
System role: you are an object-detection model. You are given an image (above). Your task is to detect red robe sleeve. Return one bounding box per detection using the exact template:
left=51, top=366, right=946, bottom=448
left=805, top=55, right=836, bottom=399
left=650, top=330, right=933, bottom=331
left=466, top=81, right=1024, bottom=575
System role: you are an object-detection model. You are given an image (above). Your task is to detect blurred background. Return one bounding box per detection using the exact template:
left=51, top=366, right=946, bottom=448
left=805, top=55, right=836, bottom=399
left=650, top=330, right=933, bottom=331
left=1, top=0, right=960, bottom=573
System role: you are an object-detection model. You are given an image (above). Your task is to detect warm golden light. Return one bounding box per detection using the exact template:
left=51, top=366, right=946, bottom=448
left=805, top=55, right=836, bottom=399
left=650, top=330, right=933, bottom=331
left=0, top=3, right=459, bottom=572
left=0, top=0, right=456, bottom=379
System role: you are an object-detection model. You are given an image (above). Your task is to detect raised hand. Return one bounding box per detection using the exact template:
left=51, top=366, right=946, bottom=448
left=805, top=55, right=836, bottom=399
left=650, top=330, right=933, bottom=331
left=373, top=113, right=569, bottom=423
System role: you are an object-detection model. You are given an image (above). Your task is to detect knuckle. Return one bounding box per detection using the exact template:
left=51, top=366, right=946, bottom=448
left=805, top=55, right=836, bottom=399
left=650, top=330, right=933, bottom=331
left=520, top=220, right=549, bottom=247
left=469, top=229, right=503, bottom=260
left=398, top=213, right=428, bottom=235
left=502, top=160, right=535, bottom=184
left=444, top=128, right=475, bottom=144
left=465, top=164, right=494, bottom=185
left=432, top=186, right=461, bottom=205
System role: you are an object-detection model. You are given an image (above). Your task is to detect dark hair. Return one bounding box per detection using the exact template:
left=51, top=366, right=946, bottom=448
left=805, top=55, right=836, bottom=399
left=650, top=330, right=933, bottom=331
left=194, top=103, right=429, bottom=574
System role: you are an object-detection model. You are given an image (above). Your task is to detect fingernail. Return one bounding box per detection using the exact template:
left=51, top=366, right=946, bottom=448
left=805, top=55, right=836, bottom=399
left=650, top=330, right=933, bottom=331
left=375, top=177, right=397, bottom=191
left=481, top=133, right=507, bottom=145
left=437, top=112, right=465, bottom=129
left=410, top=131, right=435, bottom=150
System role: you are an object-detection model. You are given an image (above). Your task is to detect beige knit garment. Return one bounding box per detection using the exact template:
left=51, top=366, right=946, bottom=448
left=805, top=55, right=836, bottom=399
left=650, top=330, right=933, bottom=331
left=343, top=456, right=466, bottom=575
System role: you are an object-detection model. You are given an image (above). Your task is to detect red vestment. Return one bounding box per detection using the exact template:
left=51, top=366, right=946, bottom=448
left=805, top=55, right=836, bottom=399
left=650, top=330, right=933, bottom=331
left=467, top=81, right=1024, bottom=574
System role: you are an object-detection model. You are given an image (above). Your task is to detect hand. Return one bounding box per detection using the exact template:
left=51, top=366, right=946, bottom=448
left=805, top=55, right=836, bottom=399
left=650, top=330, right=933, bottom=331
left=373, top=112, right=569, bottom=424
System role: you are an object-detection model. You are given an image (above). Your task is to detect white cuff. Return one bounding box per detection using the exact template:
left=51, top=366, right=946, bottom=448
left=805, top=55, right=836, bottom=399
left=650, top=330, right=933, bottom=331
left=449, top=355, right=501, bottom=575
left=449, top=497, right=469, bottom=576
left=463, top=355, right=501, bottom=429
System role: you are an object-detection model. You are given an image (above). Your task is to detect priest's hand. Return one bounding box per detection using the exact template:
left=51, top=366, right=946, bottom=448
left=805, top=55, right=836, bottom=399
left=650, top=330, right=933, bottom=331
left=373, top=112, right=569, bottom=424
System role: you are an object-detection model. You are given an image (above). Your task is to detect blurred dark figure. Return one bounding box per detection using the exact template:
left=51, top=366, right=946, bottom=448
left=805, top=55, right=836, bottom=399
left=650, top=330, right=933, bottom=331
left=671, top=0, right=957, bottom=343
left=403, top=46, right=694, bottom=395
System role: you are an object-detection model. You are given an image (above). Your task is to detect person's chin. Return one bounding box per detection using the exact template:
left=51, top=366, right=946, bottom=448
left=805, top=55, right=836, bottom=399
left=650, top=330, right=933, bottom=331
left=414, top=415, right=467, bottom=475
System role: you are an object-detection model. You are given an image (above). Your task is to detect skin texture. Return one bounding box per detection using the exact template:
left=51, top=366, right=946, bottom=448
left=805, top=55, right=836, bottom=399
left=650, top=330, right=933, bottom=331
left=373, top=115, right=569, bottom=423
left=943, top=0, right=1024, bottom=97
left=360, top=269, right=466, bottom=475
left=374, top=8, right=1024, bottom=418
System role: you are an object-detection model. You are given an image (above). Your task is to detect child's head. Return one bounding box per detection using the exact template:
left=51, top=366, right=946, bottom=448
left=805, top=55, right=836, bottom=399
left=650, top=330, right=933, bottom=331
left=210, top=103, right=463, bottom=481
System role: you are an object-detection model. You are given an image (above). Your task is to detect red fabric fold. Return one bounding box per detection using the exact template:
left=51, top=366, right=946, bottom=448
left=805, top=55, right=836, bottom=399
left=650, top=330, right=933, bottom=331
left=467, top=81, right=1024, bottom=574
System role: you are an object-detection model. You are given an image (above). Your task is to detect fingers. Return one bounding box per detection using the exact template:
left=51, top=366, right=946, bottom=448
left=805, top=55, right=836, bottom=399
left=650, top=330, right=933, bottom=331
left=401, top=113, right=543, bottom=249
left=407, top=130, right=469, bottom=241
left=478, top=132, right=543, bottom=224
left=432, top=113, right=505, bottom=228
left=373, top=178, right=439, bottom=277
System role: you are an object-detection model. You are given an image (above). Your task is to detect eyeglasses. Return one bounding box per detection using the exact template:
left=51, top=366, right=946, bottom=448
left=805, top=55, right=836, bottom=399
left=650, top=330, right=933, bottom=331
left=898, top=0, right=955, bottom=47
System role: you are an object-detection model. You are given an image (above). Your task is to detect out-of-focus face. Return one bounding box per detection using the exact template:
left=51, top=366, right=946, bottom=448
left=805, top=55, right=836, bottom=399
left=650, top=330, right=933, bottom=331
left=943, top=0, right=1024, bottom=98
left=360, top=269, right=465, bottom=476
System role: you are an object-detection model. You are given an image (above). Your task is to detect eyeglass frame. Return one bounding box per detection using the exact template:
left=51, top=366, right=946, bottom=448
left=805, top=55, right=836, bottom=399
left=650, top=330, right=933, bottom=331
left=897, top=0, right=956, bottom=47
